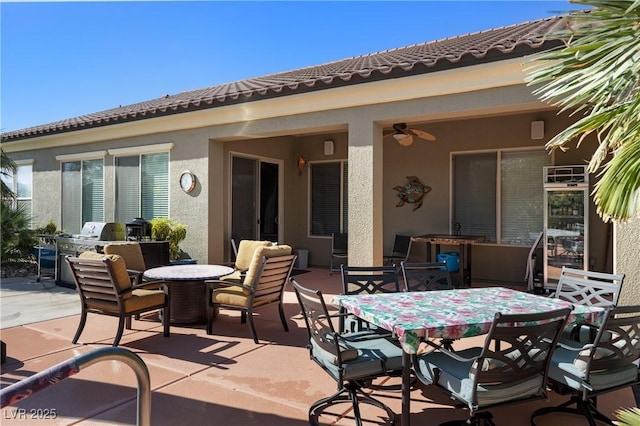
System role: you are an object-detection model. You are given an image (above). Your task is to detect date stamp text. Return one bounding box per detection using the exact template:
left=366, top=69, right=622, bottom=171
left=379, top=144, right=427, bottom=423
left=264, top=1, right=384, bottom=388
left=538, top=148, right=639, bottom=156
left=3, top=408, right=58, bottom=420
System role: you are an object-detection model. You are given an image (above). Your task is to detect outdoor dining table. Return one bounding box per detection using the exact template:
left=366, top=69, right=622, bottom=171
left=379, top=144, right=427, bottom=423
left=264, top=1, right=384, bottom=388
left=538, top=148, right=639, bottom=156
left=332, top=286, right=607, bottom=426
left=143, top=264, right=234, bottom=324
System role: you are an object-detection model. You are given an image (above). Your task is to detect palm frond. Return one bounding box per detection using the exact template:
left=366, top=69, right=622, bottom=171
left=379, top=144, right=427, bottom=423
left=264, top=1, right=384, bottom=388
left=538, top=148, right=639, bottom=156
left=525, top=0, right=640, bottom=221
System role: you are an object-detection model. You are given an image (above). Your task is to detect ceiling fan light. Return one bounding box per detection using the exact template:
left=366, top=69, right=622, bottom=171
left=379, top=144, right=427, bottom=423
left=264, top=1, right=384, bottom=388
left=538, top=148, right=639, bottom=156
left=392, top=133, right=408, bottom=141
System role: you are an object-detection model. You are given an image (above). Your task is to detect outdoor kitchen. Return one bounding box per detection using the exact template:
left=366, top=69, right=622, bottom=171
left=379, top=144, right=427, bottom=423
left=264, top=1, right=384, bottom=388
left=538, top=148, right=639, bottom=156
left=38, top=220, right=169, bottom=288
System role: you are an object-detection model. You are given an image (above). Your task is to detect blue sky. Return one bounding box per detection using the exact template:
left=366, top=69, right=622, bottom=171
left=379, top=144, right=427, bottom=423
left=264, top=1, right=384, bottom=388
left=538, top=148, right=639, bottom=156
left=1, top=1, right=584, bottom=133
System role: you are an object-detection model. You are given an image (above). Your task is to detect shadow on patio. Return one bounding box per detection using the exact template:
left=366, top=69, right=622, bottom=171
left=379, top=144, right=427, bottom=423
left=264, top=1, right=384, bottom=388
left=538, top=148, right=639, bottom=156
left=1, top=268, right=635, bottom=425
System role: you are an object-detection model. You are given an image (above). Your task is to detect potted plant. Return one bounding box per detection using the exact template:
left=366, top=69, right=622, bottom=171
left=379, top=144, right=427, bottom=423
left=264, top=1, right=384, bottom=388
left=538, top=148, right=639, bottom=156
left=150, top=218, right=187, bottom=261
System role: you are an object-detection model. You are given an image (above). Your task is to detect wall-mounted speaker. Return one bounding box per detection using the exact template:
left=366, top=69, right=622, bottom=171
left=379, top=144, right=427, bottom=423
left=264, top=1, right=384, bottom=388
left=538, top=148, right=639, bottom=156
left=324, top=140, right=334, bottom=156
left=531, top=121, right=545, bottom=140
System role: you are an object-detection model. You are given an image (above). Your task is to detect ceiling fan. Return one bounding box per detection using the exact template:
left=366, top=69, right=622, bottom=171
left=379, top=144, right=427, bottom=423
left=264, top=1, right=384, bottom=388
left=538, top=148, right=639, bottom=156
left=384, top=123, right=436, bottom=146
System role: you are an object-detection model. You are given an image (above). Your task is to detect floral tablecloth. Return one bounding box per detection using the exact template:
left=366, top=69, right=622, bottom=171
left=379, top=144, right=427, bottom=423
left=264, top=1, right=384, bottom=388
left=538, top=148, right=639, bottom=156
left=333, top=287, right=606, bottom=354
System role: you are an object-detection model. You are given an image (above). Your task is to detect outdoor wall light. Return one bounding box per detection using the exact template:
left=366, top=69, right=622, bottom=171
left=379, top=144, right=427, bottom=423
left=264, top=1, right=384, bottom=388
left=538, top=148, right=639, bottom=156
left=298, top=156, right=308, bottom=176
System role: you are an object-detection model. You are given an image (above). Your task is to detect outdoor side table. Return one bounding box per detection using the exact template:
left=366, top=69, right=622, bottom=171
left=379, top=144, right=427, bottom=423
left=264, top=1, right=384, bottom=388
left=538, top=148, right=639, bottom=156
left=143, top=264, right=233, bottom=324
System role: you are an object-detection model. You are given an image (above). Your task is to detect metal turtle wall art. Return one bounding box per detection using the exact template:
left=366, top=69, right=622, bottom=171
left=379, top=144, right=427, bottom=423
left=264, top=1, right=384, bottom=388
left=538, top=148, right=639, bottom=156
left=394, top=176, right=432, bottom=211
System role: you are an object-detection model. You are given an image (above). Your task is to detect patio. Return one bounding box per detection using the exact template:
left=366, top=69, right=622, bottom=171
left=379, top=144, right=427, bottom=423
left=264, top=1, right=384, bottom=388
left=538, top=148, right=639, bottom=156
left=0, top=268, right=635, bottom=425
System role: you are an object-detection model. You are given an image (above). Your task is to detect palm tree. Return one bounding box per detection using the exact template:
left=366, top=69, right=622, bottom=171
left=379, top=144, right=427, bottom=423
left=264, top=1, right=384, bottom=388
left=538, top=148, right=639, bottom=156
left=1, top=147, right=17, bottom=201
left=526, top=0, right=640, bottom=222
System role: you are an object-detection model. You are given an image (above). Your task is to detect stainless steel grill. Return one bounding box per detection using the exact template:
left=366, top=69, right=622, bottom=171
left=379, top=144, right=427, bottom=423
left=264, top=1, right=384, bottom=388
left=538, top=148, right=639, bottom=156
left=56, top=222, right=126, bottom=288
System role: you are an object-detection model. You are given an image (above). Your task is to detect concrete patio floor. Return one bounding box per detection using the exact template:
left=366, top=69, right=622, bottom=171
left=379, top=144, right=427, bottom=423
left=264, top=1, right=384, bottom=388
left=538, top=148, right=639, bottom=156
left=0, top=268, right=636, bottom=425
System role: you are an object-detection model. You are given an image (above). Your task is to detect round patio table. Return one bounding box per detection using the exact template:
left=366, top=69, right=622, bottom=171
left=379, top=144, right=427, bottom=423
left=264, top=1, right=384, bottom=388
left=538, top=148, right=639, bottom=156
left=144, top=264, right=233, bottom=324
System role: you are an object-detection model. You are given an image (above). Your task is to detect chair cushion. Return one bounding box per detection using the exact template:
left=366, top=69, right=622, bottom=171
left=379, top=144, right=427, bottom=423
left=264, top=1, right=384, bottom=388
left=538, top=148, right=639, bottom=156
left=219, top=270, right=244, bottom=284
left=311, top=331, right=402, bottom=381
left=78, top=252, right=132, bottom=294
left=549, top=346, right=639, bottom=391
left=417, top=347, right=544, bottom=408
left=572, top=337, right=638, bottom=372
left=212, top=285, right=249, bottom=307
left=243, top=245, right=292, bottom=285
left=86, top=288, right=165, bottom=313
left=235, top=240, right=272, bottom=271
left=311, top=336, right=359, bottom=365
left=104, top=243, right=146, bottom=272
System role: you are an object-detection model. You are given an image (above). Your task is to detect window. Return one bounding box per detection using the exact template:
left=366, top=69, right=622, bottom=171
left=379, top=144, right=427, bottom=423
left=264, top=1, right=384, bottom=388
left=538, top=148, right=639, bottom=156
left=453, top=149, right=550, bottom=245
left=310, top=161, right=348, bottom=236
left=114, top=152, right=169, bottom=223
left=1, top=161, right=33, bottom=224
left=61, top=158, right=104, bottom=233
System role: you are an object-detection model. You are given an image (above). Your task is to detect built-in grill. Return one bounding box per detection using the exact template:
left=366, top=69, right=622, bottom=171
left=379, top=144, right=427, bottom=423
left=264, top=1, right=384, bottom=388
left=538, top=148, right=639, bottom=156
left=56, top=222, right=126, bottom=287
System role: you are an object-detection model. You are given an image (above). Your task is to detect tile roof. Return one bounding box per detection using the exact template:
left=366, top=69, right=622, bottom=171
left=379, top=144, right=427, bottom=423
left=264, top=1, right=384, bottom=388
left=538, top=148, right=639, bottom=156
left=2, top=15, right=569, bottom=142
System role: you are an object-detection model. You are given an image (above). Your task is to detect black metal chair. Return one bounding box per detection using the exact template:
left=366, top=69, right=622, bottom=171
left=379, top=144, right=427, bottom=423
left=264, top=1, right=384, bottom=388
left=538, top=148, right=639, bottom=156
left=415, top=307, right=571, bottom=426
left=400, top=261, right=453, bottom=292
left=531, top=305, right=640, bottom=426
left=340, top=265, right=401, bottom=334
left=291, top=278, right=401, bottom=426
left=383, top=234, right=412, bottom=266
left=401, top=261, right=456, bottom=351
left=329, top=232, right=348, bottom=274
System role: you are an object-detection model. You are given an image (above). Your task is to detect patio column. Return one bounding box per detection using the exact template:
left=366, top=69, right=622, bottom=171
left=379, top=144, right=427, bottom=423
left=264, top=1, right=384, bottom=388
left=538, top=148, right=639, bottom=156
left=615, top=217, right=640, bottom=306
left=347, top=119, right=384, bottom=266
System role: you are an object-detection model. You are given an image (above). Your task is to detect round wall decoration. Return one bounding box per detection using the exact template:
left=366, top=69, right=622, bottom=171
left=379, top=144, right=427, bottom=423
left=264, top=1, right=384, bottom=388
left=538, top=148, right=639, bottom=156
left=179, top=171, right=196, bottom=193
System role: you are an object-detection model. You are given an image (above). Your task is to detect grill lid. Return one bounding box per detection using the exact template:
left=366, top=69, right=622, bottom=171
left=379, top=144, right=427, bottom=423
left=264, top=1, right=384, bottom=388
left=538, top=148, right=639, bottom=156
left=77, top=222, right=125, bottom=241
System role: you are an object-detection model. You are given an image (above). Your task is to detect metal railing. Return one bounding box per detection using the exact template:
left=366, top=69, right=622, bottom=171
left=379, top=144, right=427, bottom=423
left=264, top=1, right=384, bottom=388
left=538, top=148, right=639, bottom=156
left=1, top=347, right=151, bottom=426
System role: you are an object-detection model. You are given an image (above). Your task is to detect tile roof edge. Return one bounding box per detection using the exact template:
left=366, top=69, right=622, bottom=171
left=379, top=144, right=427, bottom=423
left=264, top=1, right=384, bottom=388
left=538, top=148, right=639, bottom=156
left=2, top=14, right=574, bottom=142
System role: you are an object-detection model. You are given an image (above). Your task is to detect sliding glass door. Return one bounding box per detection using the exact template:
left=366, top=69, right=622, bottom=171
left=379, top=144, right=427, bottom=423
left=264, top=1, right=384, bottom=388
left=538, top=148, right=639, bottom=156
left=231, top=155, right=281, bottom=243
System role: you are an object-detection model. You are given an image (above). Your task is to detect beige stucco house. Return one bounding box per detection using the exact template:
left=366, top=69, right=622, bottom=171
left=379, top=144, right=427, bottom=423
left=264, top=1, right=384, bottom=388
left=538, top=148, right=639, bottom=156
left=2, top=15, right=638, bottom=304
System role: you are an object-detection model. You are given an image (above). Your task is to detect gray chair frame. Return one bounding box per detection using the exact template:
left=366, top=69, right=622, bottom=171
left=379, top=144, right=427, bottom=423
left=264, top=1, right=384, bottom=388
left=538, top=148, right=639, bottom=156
left=330, top=233, right=348, bottom=274
left=531, top=305, right=640, bottom=426
left=205, top=254, right=296, bottom=344
left=553, top=266, right=624, bottom=307
left=553, top=266, right=624, bottom=344
left=291, top=278, right=401, bottom=426
left=414, top=308, right=571, bottom=426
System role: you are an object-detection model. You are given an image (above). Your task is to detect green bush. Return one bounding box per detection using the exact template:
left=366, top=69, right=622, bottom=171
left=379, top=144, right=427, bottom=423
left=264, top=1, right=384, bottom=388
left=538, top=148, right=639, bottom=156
left=1, top=202, right=37, bottom=264
left=150, top=218, right=187, bottom=260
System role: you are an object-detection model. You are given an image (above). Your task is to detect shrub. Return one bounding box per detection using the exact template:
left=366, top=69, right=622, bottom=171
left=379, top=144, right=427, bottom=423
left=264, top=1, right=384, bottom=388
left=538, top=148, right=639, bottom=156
left=1, top=202, right=37, bottom=264
left=150, top=218, right=187, bottom=260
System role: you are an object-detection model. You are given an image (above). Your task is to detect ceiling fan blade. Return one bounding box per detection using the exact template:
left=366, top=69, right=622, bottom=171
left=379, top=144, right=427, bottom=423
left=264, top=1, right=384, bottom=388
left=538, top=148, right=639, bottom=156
left=409, top=128, right=436, bottom=141
left=383, top=130, right=396, bottom=138
left=397, top=134, right=414, bottom=147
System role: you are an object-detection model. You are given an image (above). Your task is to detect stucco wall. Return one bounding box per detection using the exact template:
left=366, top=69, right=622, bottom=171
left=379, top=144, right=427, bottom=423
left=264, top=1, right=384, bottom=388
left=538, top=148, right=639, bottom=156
left=615, top=217, right=640, bottom=306
left=5, top=82, right=621, bottom=285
